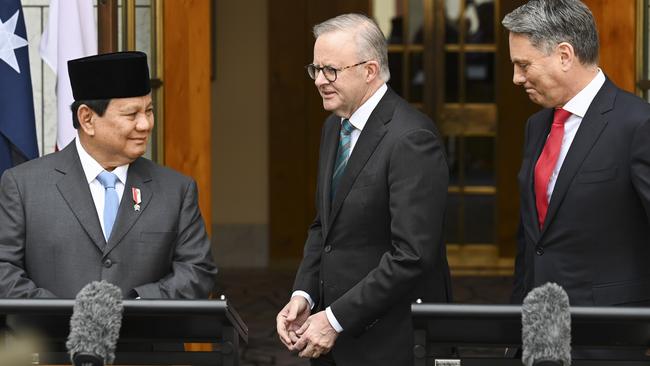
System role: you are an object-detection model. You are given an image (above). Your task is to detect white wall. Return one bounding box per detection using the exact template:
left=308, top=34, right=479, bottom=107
left=212, top=0, right=269, bottom=268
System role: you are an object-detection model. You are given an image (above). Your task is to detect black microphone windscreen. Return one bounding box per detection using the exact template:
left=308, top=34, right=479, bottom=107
left=521, top=282, right=571, bottom=366
left=66, top=281, right=123, bottom=365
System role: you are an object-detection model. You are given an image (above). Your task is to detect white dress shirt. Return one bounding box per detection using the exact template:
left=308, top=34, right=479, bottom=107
left=546, top=69, right=606, bottom=201
left=292, top=83, right=389, bottom=333
left=75, top=137, right=129, bottom=239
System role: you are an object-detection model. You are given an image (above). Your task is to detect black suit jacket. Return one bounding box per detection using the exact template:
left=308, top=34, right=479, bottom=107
left=513, top=78, right=650, bottom=306
left=293, top=88, right=452, bottom=365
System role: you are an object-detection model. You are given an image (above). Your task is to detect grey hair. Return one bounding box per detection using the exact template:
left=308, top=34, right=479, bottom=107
left=502, top=0, right=599, bottom=65
left=314, top=13, right=391, bottom=82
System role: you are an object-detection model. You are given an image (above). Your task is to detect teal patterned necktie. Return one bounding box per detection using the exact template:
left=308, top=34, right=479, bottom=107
left=96, top=171, right=119, bottom=240
left=331, top=119, right=355, bottom=199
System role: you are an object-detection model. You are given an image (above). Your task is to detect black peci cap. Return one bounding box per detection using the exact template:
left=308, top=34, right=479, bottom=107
left=67, top=51, right=151, bottom=100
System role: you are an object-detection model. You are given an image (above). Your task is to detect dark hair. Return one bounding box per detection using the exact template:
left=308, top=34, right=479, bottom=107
left=70, top=99, right=111, bottom=129
left=502, top=0, right=599, bottom=65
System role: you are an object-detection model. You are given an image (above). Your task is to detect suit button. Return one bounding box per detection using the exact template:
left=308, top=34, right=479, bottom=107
left=103, top=259, right=113, bottom=268
left=324, top=245, right=331, bottom=253
left=320, top=280, right=324, bottom=286
left=535, top=246, right=544, bottom=256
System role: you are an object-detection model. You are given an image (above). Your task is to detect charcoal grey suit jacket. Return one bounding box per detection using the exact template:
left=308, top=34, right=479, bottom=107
left=0, top=141, right=217, bottom=298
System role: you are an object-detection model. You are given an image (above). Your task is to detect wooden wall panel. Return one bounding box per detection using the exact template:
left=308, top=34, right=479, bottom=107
left=163, top=0, right=212, bottom=234
left=584, top=0, right=637, bottom=92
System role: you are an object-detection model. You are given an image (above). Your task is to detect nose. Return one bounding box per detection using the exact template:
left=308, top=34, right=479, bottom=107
left=135, top=111, right=153, bottom=131
left=314, top=69, right=329, bottom=87
left=513, top=66, right=525, bottom=86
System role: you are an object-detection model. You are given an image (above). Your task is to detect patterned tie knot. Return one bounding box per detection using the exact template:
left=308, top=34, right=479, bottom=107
left=97, top=171, right=118, bottom=189
left=553, top=108, right=572, bottom=126
left=341, top=119, right=355, bottom=135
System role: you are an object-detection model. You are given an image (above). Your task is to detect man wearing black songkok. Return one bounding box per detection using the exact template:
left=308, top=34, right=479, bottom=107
left=0, top=52, right=217, bottom=299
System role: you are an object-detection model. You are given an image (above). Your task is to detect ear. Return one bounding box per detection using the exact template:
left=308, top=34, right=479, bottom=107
left=556, top=42, right=575, bottom=72
left=77, top=104, right=96, bottom=136
left=364, top=60, right=381, bottom=83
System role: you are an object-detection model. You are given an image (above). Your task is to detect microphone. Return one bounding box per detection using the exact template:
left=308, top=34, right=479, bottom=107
left=521, top=282, right=571, bottom=366
left=66, top=281, right=124, bottom=366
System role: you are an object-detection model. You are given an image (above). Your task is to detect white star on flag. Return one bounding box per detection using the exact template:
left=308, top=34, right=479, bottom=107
left=0, top=10, right=28, bottom=74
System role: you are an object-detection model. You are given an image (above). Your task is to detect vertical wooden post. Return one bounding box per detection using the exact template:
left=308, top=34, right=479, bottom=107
left=97, top=0, right=118, bottom=53
left=163, top=0, right=212, bottom=236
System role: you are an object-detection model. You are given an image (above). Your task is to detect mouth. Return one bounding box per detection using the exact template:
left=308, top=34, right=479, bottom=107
left=320, top=89, right=337, bottom=99
left=129, top=137, right=148, bottom=144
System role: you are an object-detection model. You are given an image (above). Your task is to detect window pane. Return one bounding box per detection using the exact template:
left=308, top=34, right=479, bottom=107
left=372, top=0, right=400, bottom=42
left=465, top=52, right=495, bottom=102
left=464, top=136, right=495, bottom=186
left=410, top=52, right=424, bottom=103
left=409, top=0, right=424, bottom=44
left=466, top=0, right=495, bottom=44
left=445, top=52, right=459, bottom=102
left=388, top=52, right=404, bottom=96
left=444, top=0, right=461, bottom=44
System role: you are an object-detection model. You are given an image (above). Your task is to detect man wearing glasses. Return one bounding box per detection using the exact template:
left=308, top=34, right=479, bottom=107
left=276, top=13, right=451, bottom=365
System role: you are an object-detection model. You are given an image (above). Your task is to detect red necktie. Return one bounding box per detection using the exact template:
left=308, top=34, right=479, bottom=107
left=534, top=108, right=572, bottom=229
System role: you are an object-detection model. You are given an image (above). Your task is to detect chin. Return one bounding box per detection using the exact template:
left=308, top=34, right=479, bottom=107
left=322, top=99, right=341, bottom=112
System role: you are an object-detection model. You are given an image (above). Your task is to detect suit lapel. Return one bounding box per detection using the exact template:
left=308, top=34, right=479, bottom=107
left=325, top=90, right=395, bottom=238
left=525, top=109, right=554, bottom=241
left=55, top=142, right=106, bottom=251
left=321, top=117, right=341, bottom=233
left=540, top=79, right=615, bottom=236
left=104, top=157, right=153, bottom=255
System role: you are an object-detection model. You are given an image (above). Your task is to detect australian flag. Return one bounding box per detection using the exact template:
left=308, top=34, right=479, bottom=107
left=0, top=1, right=38, bottom=177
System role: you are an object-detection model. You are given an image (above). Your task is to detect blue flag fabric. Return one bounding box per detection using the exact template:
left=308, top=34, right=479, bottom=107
left=0, top=1, right=39, bottom=178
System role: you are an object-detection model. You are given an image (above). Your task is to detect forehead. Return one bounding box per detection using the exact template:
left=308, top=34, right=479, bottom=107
left=508, top=33, right=545, bottom=60
left=108, top=94, right=153, bottom=110
left=313, top=31, right=357, bottom=64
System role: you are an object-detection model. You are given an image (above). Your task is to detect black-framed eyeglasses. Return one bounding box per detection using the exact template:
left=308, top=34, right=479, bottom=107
left=305, top=60, right=370, bottom=82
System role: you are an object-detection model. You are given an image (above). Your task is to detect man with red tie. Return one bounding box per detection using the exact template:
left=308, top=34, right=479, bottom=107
left=503, top=0, right=650, bottom=306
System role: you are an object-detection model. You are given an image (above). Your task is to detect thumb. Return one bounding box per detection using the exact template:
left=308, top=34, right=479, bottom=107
left=286, top=301, right=299, bottom=322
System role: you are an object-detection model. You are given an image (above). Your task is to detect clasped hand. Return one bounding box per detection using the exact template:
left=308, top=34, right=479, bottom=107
left=276, top=296, right=339, bottom=358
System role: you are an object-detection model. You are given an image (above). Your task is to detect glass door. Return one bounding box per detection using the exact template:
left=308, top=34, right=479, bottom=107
left=373, top=0, right=507, bottom=275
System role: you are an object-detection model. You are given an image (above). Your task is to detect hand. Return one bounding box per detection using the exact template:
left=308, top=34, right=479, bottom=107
left=293, top=311, right=338, bottom=358
left=276, top=296, right=310, bottom=350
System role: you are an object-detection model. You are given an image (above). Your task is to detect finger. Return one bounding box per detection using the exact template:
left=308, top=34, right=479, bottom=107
left=295, top=318, right=310, bottom=335
left=276, top=317, right=293, bottom=347
left=289, top=330, right=300, bottom=344
left=299, top=342, right=316, bottom=358
left=292, top=330, right=309, bottom=351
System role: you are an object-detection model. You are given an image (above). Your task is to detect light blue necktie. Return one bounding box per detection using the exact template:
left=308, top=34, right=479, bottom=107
left=331, top=119, right=355, bottom=199
left=96, top=171, right=119, bottom=240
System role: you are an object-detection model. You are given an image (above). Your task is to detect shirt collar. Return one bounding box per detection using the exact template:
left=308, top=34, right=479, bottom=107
left=344, top=83, right=388, bottom=131
left=562, top=69, right=606, bottom=118
left=75, top=136, right=129, bottom=184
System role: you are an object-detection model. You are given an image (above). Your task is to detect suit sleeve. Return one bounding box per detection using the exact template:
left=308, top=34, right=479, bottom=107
left=292, top=212, right=323, bottom=304
left=630, top=115, right=650, bottom=223
left=330, top=128, right=448, bottom=335
left=133, top=180, right=217, bottom=298
left=511, top=221, right=527, bottom=304
left=511, top=117, right=533, bottom=304
left=0, top=170, right=56, bottom=298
